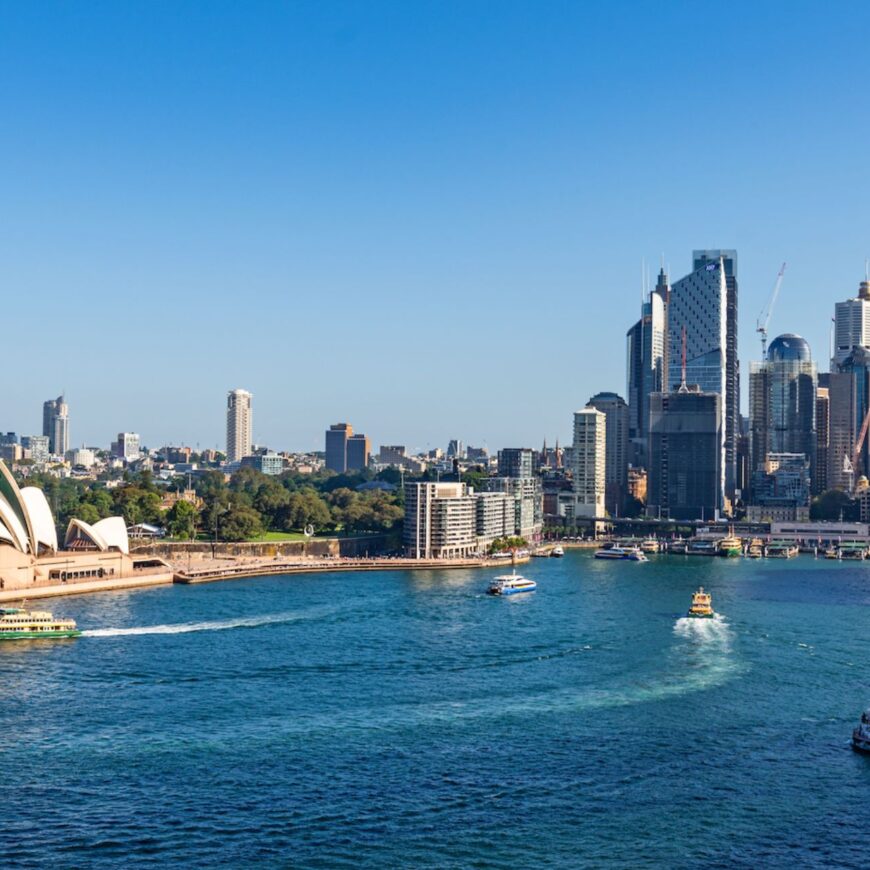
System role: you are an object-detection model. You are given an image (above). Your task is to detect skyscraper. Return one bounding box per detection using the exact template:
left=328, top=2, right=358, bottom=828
left=647, top=388, right=723, bottom=521
left=692, top=249, right=738, bottom=500
left=815, top=380, right=830, bottom=495
left=325, top=423, right=353, bottom=472
left=626, top=266, right=668, bottom=467
left=571, top=408, right=606, bottom=518
left=586, top=392, right=629, bottom=515
left=667, top=254, right=731, bottom=503
left=42, top=395, right=69, bottom=456
left=748, top=333, right=816, bottom=499
left=347, top=433, right=371, bottom=471
left=226, top=389, right=252, bottom=464
left=833, top=280, right=870, bottom=367
left=830, top=347, right=870, bottom=488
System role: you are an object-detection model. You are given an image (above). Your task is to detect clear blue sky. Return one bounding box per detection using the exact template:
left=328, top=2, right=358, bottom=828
left=2, top=1, right=869, bottom=453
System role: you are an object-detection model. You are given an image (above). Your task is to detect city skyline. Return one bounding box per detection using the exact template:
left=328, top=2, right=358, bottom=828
left=4, top=4, right=870, bottom=448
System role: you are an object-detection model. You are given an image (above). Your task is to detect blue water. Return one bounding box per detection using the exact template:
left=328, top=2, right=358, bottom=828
left=2, top=553, right=869, bottom=868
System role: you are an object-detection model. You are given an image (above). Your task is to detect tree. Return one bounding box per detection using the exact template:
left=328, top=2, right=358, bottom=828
left=167, top=499, right=199, bottom=540
left=810, top=489, right=857, bottom=521
left=220, top=504, right=264, bottom=541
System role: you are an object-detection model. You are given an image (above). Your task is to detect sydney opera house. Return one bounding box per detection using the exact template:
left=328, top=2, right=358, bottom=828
left=0, top=460, right=172, bottom=593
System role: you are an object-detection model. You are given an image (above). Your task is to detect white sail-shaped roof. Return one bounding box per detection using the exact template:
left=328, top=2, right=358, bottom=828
left=64, top=518, right=108, bottom=552
left=93, top=517, right=129, bottom=554
left=0, top=461, right=34, bottom=553
left=20, top=487, right=58, bottom=554
left=0, top=518, right=16, bottom=548
left=0, top=497, right=30, bottom=552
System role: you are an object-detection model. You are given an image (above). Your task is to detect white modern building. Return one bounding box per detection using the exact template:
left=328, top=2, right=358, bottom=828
left=833, top=280, right=870, bottom=367
left=114, top=432, right=141, bottom=462
left=403, top=482, right=476, bottom=559
left=572, top=408, right=606, bottom=518
left=226, top=389, right=253, bottom=464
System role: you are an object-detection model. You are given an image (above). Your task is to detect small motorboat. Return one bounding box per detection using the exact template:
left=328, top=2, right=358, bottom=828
left=550, top=546, right=565, bottom=558
left=687, top=587, right=715, bottom=619
left=487, top=571, right=537, bottom=596
left=625, top=547, right=648, bottom=562
left=851, top=709, right=870, bottom=754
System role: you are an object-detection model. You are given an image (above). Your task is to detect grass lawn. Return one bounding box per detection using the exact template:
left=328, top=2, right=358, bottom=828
left=249, top=531, right=314, bottom=542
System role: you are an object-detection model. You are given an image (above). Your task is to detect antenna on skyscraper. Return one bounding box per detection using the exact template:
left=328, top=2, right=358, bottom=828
left=679, top=325, right=688, bottom=392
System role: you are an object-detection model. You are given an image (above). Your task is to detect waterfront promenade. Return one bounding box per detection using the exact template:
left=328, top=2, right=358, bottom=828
left=0, top=553, right=531, bottom=601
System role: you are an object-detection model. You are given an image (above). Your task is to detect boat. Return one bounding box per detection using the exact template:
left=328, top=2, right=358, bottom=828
left=747, top=538, right=764, bottom=558
left=669, top=539, right=688, bottom=555
left=550, top=546, right=565, bottom=558
left=640, top=539, right=660, bottom=554
left=593, top=545, right=647, bottom=562
left=839, top=543, right=868, bottom=561
left=718, top=534, right=742, bottom=558
left=851, top=709, right=870, bottom=754
left=487, top=571, right=537, bottom=596
left=0, top=606, right=81, bottom=640
left=687, top=539, right=718, bottom=556
left=686, top=587, right=715, bottom=619
left=766, top=541, right=799, bottom=559
left=824, top=547, right=841, bottom=560
left=594, top=544, right=626, bottom=560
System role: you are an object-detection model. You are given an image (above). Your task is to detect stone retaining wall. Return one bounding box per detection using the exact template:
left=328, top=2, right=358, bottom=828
left=132, top=535, right=387, bottom=560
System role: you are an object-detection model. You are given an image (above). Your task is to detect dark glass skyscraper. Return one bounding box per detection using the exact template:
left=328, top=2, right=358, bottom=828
left=748, top=333, right=816, bottom=499
left=692, top=250, right=738, bottom=501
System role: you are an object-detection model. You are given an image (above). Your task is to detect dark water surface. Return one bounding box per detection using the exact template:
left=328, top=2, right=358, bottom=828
left=2, top=553, right=869, bottom=868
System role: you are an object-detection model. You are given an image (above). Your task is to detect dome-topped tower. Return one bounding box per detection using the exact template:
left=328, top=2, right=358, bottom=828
left=768, top=333, right=811, bottom=363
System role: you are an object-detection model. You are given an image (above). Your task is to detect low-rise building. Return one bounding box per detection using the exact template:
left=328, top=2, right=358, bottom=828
left=241, top=453, right=286, bottom=476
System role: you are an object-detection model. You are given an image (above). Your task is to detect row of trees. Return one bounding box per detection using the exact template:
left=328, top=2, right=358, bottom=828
left=20, top=466, right=405, bottom=543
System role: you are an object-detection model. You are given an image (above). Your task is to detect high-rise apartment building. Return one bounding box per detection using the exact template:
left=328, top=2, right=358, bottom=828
left=347, top=433, right=371, bottom=471
left=833, top=280, right=870, bottom=367
left=647, top=388, right=723, bottom=521
left=42, top=395, right=69, bottom=456
left=586, top=392, right=629, bottom=515
left=497, top=448, right=534, bottom=479
left=226, top=389, right=253, bottom=464
left=113, top=432, right=141, bottom=462
left=748, top=334, right=816, bottom=499
left=403, top=481, right=477, bottom=559
left=325, top=423, right=353, bottom=472
left=21, top=435, right=50, bottom=464
left=572, top=408, right=606, bottom=518
left=829, top=347, right=870, bottom=489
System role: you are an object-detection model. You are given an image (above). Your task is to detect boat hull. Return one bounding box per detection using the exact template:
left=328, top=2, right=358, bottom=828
left=0, top=630, right=81, bottom=640
left=851, top=736, right=870, bottom=754
left=489, top=584, right=536, bottom=596
left=686, top=612, right=715, bottom=619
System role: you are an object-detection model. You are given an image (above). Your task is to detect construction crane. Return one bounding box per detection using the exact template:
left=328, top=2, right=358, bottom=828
left=851, top=405, right=870, bottom=490
left=756, top=262, right=787, bottom=358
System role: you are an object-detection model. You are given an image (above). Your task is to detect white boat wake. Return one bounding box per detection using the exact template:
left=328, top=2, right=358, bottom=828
left=82, top=609, right=327, bottom=638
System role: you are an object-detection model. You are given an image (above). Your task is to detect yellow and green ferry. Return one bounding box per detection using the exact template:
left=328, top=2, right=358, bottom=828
left=0, top=606, right=81, bottom=640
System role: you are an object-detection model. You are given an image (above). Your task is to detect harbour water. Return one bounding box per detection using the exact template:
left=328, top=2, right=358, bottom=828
left=1, top=553, right=869, bottom=867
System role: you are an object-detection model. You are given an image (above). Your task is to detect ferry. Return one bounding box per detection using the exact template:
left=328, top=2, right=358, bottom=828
left=687, top=539, right=718, bottom=557
left=718, top=534, right=742, bottom=558
left=0, top=606, right=81, bottom=640
left=487, top=571, right=537, bottom=596
left=851, top=709, right=870, bottom=754
left=766, top=541, right=799, bottom=559
left=669, top=539, right=688, bottom=555
left=824, top=546, right=841, bottom=560
left=550, top=546, right=565, bottom=558
left=686, top=587, right=715, bottom=619
left=593, top=545, right=647, bottom=562
left=747, top=538, right=764, bottom=558
left=640, top=539, right=660, bottom=554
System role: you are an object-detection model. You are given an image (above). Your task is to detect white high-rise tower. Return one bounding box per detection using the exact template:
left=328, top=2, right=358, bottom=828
left=226, top=389, right=252, bottom=464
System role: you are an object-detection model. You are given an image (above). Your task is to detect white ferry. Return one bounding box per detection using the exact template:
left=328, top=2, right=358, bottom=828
left=0, top=606, right=81, bottom=640
left=852, top=709, right=870, bottom=754
left=594, top=545, right=647, bottom=562
left=487, top=571, right=537, bottom=596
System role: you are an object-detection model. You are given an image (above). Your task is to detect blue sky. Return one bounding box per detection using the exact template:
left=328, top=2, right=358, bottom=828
left=2, top=1, right=869, bottom=453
